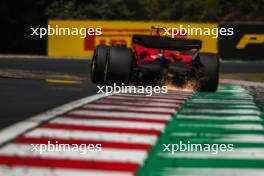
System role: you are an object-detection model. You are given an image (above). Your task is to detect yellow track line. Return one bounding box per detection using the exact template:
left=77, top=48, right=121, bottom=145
left=46, top=79, right=81, bottom=84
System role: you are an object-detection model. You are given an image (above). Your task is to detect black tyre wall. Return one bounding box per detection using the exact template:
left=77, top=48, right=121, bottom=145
left=198, top=53, right=220, bottom=92
left=91, top=45, right=108, bottom=84
left=105, top=46, right=133, bottom=85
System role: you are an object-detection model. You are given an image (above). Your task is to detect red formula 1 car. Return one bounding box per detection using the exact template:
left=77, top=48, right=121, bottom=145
left=91, top=28, right=219, bottom=92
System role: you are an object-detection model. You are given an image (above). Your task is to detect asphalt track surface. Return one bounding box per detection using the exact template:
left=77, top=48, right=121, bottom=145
left=0, top=58, right=98, bottom=129
left=0, top=57, right=264, bottom=129
left=220, top=61, right=264, bottom=73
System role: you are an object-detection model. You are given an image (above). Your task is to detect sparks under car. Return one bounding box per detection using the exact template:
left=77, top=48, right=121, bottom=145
left=90, top=28, right=219, bottom=92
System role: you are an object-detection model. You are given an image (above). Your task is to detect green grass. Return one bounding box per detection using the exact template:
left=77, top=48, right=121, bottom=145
left=220, top=73, right=264, bottom=83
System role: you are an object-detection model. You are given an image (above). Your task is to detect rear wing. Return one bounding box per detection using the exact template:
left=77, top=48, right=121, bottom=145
left=132, top=35, right=202, bottom=51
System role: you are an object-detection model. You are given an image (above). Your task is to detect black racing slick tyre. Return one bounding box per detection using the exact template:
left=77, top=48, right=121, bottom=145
left=91, top=45, right=108, bottom=84
left=198, top=53, right=220, bottom=92
left=105, top=46, right=133, bottom=85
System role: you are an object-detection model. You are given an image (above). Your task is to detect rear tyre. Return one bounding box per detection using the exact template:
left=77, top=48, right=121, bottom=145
left=198, top=53, right=219, bottom=92
left=105, top=46, right=133, bottom=85
left=91, top=45, right=108, bottom=84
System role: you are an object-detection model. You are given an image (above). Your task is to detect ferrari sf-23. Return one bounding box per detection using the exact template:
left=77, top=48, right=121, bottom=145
left=91, top=27, right=219, bottom=92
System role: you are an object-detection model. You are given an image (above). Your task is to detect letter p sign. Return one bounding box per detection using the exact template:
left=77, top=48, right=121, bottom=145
left=236, top=34, right=264, bottom=49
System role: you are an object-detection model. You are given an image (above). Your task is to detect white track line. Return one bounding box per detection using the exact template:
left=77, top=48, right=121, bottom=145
left=178, top=123, right=264, bottom=130
left=105, top=96, right=184, bottom=103
left=213, top=135, right=264, bottom=143
left=176, top=114, right=262, bottom=121
left=182, top=109, right=261, bottom=115
left=51, top=118, right=166, bottom=131
left=83, top=104, right=176, bottom=113
left=0, top=54, right=87, bottom=60
left=217, top=90, right=249, bottom=93
left=185, top=105, right=258, bottom=109
left=24, top=128, right=157, bottom=145
left=170, top=133, right=264, bottom=143
left=95, top=100, right=180, bottom=107
left=114, top=94, right=190, bottom=99
left=153, top=93, right=193, bottom=97
left=0, top=166, right=133, bottom=176
left=160, top=167, right=264, bottom=176
left=0, top=143, right=147, bottom=164
left=188, top=99, right=255, bottom=104
left=160, top=148, right=264, bottom=159
left=221, top=79, right=264, bottom=88
left=0, top=94, right=106, bottom=145
left=69, top=110, right=171, bottom=120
